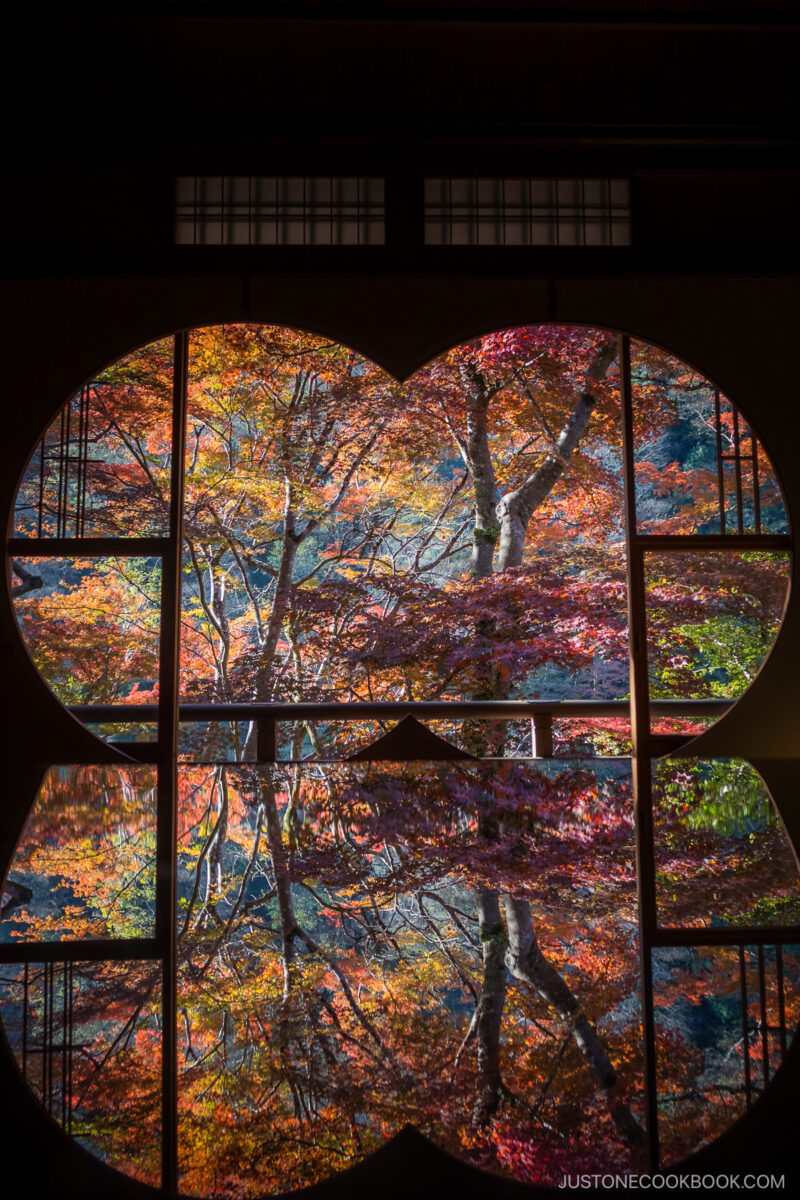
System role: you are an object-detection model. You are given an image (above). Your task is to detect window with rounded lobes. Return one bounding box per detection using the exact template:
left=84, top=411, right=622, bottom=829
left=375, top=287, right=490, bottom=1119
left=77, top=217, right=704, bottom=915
left=2, top=323, right=798, bottom=1196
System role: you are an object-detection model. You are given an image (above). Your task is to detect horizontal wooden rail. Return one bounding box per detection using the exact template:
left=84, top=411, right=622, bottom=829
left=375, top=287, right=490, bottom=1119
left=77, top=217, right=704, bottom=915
left=11, top=535, right=789, bottom=559
left=0, top=938, right=162, bottom=964
left=8, top=537, right=170, bottom=557
left=68, top=698, right=733, bottom=724
left=650, top=926, right=800, bottom=949
left=632, top=534, right=792, bottom=551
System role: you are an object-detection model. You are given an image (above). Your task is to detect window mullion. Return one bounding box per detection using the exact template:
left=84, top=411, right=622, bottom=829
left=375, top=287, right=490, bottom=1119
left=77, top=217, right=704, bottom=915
left=621, top=331, right=660, bottom=1172
left=156, top=329, right=189, bottom=1193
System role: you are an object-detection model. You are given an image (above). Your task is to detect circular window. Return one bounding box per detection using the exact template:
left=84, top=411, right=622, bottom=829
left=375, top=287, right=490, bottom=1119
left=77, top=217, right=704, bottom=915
left=2, top=325, right=797, bottom=1194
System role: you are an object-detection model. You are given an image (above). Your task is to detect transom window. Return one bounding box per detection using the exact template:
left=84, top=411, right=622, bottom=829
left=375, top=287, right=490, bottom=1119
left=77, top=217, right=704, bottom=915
left=175, top=178, right=386, bottom=246
left=423, top=179, right=632, bottom=246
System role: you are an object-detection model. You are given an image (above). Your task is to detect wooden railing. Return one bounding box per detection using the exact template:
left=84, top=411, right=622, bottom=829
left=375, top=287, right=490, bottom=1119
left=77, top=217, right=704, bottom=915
left=68, top=697, right=733, bottom=760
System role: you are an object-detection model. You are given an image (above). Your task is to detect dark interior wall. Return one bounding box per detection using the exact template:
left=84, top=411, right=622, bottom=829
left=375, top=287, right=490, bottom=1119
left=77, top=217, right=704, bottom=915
left=3, top=5, right=800, bottom=1196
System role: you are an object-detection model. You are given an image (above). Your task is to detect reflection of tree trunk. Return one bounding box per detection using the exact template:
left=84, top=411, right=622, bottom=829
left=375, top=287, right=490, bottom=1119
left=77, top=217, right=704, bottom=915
left=260, top=777, right=391, bottom=1065
left=502, top=894, right=645, bottom=1151
left=179, top=766, right=230, bottom=935
left=472, top=888, right=508, bottom=1126
left=204, top=768, right=228, bottom=910
left=261, top=778, right=298, bottom=1001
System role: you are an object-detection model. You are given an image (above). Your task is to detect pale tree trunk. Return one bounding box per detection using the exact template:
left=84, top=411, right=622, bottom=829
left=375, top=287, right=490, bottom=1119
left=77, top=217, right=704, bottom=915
left=496, top=388, right=600, bottom=571
left=462, top=338, right=618, bottom=578
left=501, top=340, right=617, bottom=571
left=462, top=341, right=616, bottom=720
left=242, top=485, right=300, bottom=759
left=254, top=496, right=300, bottom=702
left=460, top=364, right=501, bottom=578
left=243, top=416, right=387, bottom=760
left=185, top=544, right=234, bottom=757
left=204, top=768, right=229, bottom=913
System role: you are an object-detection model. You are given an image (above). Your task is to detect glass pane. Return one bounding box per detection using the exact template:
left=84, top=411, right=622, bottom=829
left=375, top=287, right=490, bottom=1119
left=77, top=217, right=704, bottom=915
left=178, top=719, right=251, bottom=762
left=179, top=325, right=626, bottom=742
left=555, top=715, right=632, bottom=756
left=654, top=943, right=800, bottom=1165
left=0, top=959, right=161, bottom=1185
left=12, top=337, right=173, bottom=539
left=648, top=710, right=719, bottom=740
left=176, top=761, right=641, bottom=1192
left=645, top=550, right=790, bottom=707
left=13, top=557, right=161, bottom=707
left=631, top=340, right=788, bottom=536
left=653, top=759, right=800, bottom=929
left=755, top=442, right=788, bottom=534
left=1, top=765, right=157, bottom=943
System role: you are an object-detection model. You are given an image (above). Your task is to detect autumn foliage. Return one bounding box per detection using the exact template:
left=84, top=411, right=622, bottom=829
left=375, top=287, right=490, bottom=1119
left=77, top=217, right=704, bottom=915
left=3, top=324, right=797, bottom=1193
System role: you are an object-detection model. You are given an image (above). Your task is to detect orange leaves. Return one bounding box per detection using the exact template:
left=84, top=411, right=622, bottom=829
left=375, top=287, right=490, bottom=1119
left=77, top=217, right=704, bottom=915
left=2, top=765, right=158, bottom=943
left=15, top=557, right=161, bottom=707
left=13, top=337, right=174, bottom=540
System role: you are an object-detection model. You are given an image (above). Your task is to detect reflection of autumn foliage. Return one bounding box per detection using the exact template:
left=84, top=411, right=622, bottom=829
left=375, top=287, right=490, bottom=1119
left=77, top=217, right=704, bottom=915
left=2, top=758, right=799, bottom=1193
left=1, top=766, right=157, bottom=942
left=171, top=762, right=643, bottom=1194
left=0, top=960, right=161, bottom=1187
left=653, top=944, right=800, bottom=1165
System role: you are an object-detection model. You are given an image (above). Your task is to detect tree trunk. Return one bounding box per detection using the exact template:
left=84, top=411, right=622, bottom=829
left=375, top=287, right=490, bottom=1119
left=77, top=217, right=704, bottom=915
left=496, top=390, right=598, bottom=572
left=460, top=364, right=501, bottom=579
left=261, top=778, right=298, bottom=1001
left=243, top=487, right=300, bottom=758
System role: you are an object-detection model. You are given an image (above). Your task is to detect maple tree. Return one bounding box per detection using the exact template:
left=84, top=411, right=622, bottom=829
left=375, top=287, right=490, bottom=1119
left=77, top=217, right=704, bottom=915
left=13, top=558, right=161, bottom=709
